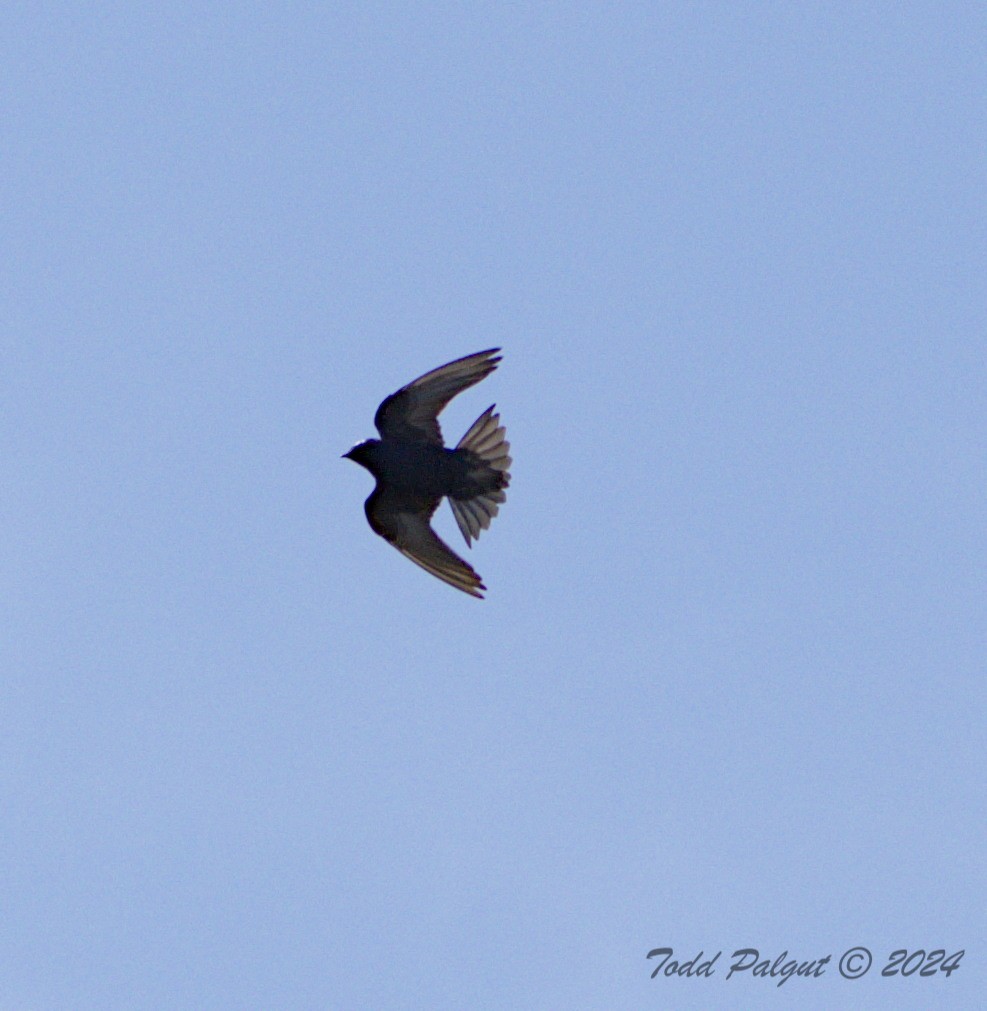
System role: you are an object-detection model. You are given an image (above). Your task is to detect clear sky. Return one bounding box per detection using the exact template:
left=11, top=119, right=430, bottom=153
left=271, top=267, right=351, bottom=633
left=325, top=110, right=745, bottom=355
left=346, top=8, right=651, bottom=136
left=3, top=4, right=984, bottom=1009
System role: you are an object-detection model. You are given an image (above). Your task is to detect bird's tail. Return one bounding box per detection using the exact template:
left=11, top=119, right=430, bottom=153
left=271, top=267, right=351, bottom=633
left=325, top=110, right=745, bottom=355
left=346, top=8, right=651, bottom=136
left=450, top=405, right=512, bottom=547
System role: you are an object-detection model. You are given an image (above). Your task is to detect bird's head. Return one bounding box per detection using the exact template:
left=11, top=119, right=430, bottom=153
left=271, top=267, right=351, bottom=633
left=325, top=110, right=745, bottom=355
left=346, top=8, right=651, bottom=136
left=342, top=439, right=380, bottom=471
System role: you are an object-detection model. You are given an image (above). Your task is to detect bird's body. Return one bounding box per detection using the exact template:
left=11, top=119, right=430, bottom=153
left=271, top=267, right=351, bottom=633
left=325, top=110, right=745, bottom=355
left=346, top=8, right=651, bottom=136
left=343, top=349, right=511, bottom=598
left=346, top=440, right=480, bottom=499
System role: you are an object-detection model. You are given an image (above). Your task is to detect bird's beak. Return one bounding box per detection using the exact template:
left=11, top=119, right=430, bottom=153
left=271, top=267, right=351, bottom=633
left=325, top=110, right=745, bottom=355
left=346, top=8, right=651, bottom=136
left=341, top=448, right=353, bottom=460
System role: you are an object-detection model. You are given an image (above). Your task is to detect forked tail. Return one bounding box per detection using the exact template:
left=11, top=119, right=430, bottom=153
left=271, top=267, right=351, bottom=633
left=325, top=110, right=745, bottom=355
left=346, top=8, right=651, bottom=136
left=450, top=405, right=512, bottom=546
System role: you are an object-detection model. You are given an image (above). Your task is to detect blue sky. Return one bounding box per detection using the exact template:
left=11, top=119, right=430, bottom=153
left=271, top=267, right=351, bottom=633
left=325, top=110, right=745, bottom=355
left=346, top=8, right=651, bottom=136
left=3, top=4, right=984, bottom=1008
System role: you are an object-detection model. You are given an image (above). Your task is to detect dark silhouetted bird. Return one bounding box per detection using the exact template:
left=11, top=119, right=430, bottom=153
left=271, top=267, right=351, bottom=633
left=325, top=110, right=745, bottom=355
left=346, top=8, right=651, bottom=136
left=343, top=349, right=511, bottom=598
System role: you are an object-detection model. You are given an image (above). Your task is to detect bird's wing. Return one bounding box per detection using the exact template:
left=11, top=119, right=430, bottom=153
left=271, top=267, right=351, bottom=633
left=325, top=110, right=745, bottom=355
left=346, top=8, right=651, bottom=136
left=374, top=348, right=502, bottom=446
left=365, top=486, right=486, bottom=598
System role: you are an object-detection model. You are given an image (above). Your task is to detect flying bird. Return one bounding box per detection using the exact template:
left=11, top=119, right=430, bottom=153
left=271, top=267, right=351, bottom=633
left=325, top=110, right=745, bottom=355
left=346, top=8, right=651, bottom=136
left=343, top=349, right=511, bottom=598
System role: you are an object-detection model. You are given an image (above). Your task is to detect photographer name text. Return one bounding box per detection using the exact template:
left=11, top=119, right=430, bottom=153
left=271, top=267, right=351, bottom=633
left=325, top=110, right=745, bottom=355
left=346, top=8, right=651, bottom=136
left=646, top=946, right=964, bottom=986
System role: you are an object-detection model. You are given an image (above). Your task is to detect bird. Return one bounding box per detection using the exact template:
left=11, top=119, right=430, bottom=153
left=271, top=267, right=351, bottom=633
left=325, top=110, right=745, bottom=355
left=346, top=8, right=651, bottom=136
left=343, top=349, right=511, bottom=598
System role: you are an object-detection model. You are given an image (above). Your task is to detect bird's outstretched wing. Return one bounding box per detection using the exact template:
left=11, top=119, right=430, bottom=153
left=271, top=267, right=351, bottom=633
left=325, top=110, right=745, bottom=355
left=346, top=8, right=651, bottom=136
left=365, top=485, right=486, bottom=598
left=374, top=348, right=501, bottom=446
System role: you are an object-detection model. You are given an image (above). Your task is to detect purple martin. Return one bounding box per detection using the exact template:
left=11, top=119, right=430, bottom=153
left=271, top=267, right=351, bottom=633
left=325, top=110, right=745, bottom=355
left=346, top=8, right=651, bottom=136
left=343, top=349, right=511, bottom=598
